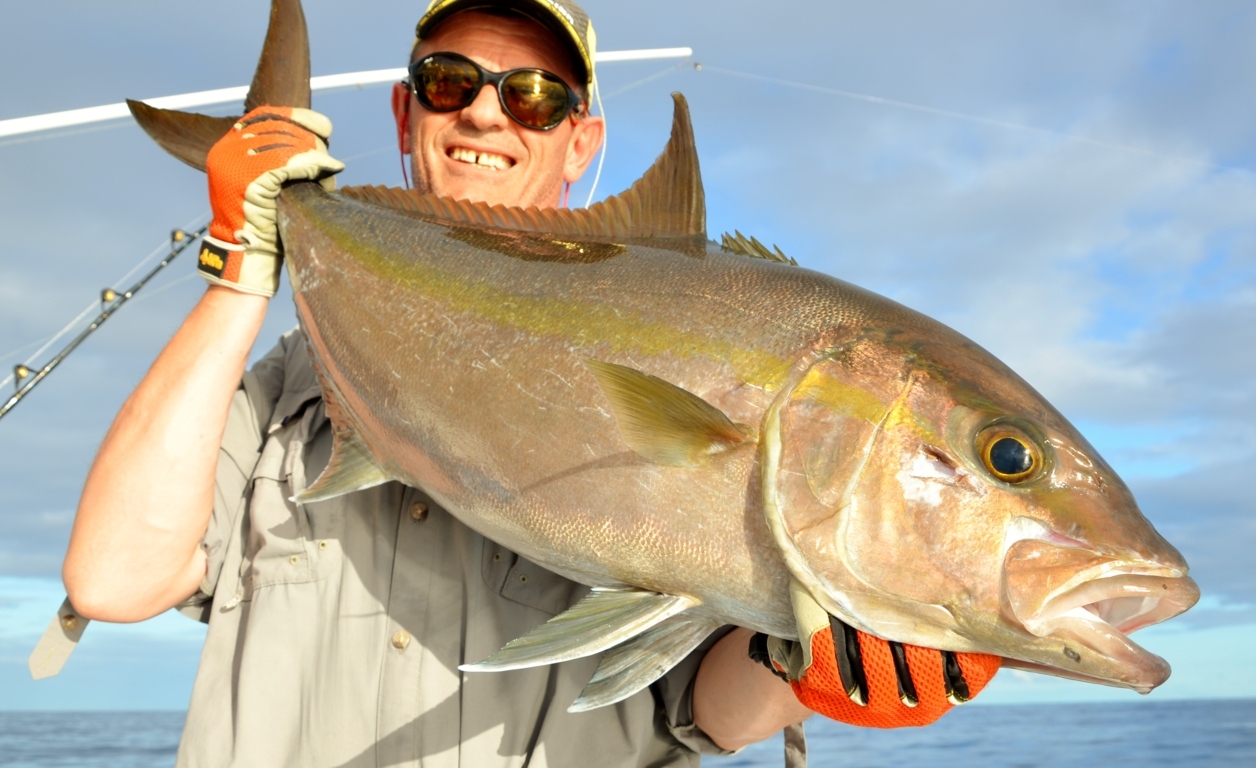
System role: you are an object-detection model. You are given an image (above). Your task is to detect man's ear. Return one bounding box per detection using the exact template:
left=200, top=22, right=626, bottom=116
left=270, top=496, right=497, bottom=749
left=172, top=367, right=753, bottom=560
left=563, top=114, right=606, bottom=185
left=390, top=82, right=412, bottom=155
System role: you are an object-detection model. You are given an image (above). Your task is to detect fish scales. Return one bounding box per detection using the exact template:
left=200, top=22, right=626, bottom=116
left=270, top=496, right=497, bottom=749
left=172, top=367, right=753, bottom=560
left=283, top=186, right=831, bottom=634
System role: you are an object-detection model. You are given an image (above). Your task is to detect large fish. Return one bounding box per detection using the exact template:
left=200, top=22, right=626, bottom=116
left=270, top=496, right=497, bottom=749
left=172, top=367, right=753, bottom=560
left=130, top=0, right=1198, bottom=712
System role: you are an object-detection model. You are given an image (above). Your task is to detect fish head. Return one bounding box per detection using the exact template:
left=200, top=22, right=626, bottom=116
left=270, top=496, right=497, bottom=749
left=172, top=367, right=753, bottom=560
left=762, top=336, right=1199, bottom=693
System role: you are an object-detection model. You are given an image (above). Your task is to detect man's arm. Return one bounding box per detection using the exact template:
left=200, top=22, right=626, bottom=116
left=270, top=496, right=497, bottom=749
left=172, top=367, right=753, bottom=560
left=63, top=288, right=267, bottom=623
left=62, top=108, right=342, bottom=624
left=692, top=627, right=813, bottom=751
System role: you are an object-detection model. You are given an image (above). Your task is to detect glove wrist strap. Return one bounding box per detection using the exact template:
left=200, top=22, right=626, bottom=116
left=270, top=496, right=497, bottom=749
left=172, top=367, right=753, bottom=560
left=198, top=235, right=279, bottom=298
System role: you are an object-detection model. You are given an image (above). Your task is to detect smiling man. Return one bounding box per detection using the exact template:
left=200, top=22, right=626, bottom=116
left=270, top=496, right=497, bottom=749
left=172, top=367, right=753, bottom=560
left=62, top=0, right=812, bottom=764
left=394, top=3, right=605, bottom=207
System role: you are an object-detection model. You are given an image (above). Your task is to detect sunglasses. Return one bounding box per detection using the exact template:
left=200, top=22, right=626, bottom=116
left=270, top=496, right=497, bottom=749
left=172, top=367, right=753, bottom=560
left=407, top=52, right=585, bottom=131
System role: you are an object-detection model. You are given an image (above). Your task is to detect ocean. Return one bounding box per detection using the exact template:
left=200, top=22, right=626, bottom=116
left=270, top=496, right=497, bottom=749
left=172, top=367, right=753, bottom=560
left=1, top=700, right=1253, bottom=767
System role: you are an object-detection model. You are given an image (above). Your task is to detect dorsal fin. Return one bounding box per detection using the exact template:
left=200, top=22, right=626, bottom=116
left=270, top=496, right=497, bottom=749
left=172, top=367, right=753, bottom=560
left=339, top=92, right=707, bottom=250
left=720, top=230, right=798, bottom=266
left=127, top=0, right=309, bottom=171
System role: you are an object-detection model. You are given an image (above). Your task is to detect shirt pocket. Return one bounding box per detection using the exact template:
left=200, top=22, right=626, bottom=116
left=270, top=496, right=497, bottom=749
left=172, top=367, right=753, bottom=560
left=240, top=407, right=345, bottom=596
left=481, top=539, right=588, bottom=617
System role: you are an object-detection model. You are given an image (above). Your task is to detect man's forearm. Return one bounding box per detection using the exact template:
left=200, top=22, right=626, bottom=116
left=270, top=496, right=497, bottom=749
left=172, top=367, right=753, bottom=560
left=63, top=286, right=267, bottom=623
left=692, top=627, right=813, bottom=751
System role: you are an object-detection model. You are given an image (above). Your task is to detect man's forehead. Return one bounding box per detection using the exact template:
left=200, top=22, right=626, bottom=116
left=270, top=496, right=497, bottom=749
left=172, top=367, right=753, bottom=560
left=413, top=10, right=579, bottom=84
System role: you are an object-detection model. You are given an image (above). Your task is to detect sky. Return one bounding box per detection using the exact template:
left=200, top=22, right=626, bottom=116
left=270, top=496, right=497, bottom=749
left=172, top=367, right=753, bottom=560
left=1, top=0, right=1254, bottom=713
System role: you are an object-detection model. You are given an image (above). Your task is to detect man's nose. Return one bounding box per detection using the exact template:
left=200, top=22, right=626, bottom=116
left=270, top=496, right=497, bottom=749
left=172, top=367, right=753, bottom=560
left=459, top=83, right=510, bottom=131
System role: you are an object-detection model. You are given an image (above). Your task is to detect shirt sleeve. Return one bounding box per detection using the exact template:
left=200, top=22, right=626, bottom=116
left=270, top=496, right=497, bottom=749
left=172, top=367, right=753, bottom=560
left=175, top=338, right=289, bottom=623
left=651, top=624, right=738, bottom=756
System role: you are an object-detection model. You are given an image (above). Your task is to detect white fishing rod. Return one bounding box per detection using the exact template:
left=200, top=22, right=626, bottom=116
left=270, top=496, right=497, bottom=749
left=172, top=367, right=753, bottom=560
left=0, top=48, right=693, bottom=139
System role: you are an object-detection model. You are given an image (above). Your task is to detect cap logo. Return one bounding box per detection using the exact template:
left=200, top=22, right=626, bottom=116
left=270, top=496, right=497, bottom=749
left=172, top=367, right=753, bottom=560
left=543, top=0, right=576, bottom=27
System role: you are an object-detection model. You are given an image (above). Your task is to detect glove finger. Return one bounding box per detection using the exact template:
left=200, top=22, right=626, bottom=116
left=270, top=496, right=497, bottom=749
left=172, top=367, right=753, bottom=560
left=286, top=107, right=333, bottom=140
left=829, top=615, right=867, bottom=706
left=236, top=124, right=324, bottom=157
left=242, top=149, right=345, bottom=207
left=238, top=106, right=333, bottom=142
left=887, top=641, right=918, bottom=707
left=793, top=623, right=1002, bottom=729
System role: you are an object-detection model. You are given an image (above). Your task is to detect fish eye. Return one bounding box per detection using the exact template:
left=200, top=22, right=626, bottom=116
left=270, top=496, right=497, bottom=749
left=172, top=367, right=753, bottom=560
left=977, top=427, right=1042, bottom=483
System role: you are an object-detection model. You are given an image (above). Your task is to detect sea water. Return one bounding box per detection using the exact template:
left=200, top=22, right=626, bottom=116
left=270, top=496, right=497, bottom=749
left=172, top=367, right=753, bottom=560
left=1, top=700, right=1253, bottom=767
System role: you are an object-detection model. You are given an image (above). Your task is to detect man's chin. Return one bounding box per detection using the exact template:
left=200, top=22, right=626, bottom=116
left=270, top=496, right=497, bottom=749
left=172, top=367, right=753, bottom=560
left=432, top=171, right=522, bottom=208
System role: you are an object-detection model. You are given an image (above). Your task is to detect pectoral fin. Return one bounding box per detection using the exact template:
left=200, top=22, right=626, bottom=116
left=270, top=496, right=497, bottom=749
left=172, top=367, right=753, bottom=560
left=585, top=359, right=752, bottom=467
left=460, top=587, right=696, bottom=673
left=294, top=427, right=392, bottom=503
left=568, top=613, right=720, bottom=712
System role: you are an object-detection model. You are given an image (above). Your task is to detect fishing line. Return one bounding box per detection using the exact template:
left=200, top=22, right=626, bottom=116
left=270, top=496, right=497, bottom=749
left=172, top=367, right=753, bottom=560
left=582, top=73, right=607, bottom=208
left=0, top=222, right=208, bottom=421
left=0, top=223, right=203, bottom=393
left=0, top=302, right=99, bottom=391
left=336, top=144, right=400, bottom=165
left=600, top=60, right=690, bottom=102
left=0, top=337, right=58, bottom=369
left=700, top=65, right=1234, bottom=173
left=128, top=271, right=201, bottom=305
left=582, top=59, right=693, bottom=207
left=108, top=215, right=205, bottom=293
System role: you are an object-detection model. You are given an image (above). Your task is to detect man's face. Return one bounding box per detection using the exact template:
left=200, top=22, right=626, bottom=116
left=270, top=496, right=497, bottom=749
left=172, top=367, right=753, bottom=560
left=392, top=11, right=604, bottom=209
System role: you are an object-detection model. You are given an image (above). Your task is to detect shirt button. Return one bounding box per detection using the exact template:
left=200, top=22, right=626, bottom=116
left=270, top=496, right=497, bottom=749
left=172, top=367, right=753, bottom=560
left=409, top=502, right=428, bottom=522
left=391, top=630, right=411, bottom=650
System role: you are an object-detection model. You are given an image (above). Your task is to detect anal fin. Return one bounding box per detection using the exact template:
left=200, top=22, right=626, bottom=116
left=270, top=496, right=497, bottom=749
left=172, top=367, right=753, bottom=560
left=568, top=613, right=720, bottom=712
left=294, top=426, right=392, bottom=503
left=461, top=588, right=696, bottom=673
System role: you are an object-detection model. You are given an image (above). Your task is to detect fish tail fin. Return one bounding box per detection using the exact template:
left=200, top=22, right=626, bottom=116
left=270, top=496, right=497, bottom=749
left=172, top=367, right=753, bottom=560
left=127, top=0, right=311, bottom=171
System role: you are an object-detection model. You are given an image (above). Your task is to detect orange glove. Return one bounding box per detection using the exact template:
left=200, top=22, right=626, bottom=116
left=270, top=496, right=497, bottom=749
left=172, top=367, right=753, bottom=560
left=752, top=583, right=1001, bottom=728
left=201, top=106, right=343, bottom=297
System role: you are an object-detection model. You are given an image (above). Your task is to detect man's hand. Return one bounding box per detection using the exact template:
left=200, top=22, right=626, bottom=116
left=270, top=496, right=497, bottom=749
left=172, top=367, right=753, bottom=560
left=752, top=616, right=1001, bottom=729
left=202, top=107, right=344, bottom=297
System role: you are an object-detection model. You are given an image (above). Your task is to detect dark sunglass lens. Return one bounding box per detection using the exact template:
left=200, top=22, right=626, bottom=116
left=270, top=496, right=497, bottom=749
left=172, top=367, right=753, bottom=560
left=501, top=71, right=572, bottom=129
left=416, top=56, right=481, bottom=111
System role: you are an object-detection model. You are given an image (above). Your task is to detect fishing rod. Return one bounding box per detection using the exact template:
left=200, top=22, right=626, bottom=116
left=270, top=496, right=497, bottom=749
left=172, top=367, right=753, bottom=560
left=0, top=226, right=207, bottom=422
left=0, top=49, right=694, bottom=141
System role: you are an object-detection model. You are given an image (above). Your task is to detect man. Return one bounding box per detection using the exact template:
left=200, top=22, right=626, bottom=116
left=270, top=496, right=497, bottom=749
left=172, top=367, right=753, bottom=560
left=61, top=1, right=813, bottom=764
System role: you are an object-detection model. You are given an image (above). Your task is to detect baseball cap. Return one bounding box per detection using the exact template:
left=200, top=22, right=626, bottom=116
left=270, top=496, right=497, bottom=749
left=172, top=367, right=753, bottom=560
left=415, top=0, right=597, bottom=93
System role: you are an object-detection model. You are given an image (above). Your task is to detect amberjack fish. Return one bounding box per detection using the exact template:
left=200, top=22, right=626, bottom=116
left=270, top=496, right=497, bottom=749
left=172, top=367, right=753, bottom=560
left=129, top=0, right=1198, bottom=712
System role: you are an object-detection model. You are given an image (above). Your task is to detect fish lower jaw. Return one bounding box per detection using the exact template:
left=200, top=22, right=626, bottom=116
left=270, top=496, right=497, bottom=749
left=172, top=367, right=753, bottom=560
left=1027, top=610, right=1169, bottom=692
left=1011, top=574, right=1199, bottom=693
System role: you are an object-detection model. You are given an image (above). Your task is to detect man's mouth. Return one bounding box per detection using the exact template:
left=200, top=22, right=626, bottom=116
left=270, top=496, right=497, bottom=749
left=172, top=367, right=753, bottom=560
left=447, top=146, right=515, bottom=171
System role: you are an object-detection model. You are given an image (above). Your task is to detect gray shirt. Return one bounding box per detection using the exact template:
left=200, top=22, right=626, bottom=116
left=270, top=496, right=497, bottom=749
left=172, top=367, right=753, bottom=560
left=175, top=330, right=729, bottom=767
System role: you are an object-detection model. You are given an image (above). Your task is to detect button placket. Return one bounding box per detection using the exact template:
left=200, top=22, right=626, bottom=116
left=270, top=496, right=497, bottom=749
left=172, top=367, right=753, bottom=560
left=375, top=489, right=443, bottom=757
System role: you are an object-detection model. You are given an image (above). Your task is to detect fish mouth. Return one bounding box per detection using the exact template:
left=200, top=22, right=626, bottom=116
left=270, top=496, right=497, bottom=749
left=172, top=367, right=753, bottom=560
left=1009, top=570, right=1200, bottom=692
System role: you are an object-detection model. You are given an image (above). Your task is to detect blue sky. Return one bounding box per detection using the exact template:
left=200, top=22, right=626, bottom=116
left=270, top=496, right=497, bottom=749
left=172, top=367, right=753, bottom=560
left=1, top=0, right=1253, bottom=711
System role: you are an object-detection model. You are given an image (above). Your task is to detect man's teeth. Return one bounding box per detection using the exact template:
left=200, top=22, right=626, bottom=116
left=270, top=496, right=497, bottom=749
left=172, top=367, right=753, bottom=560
left=449, top=147, right=511, bottom=171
